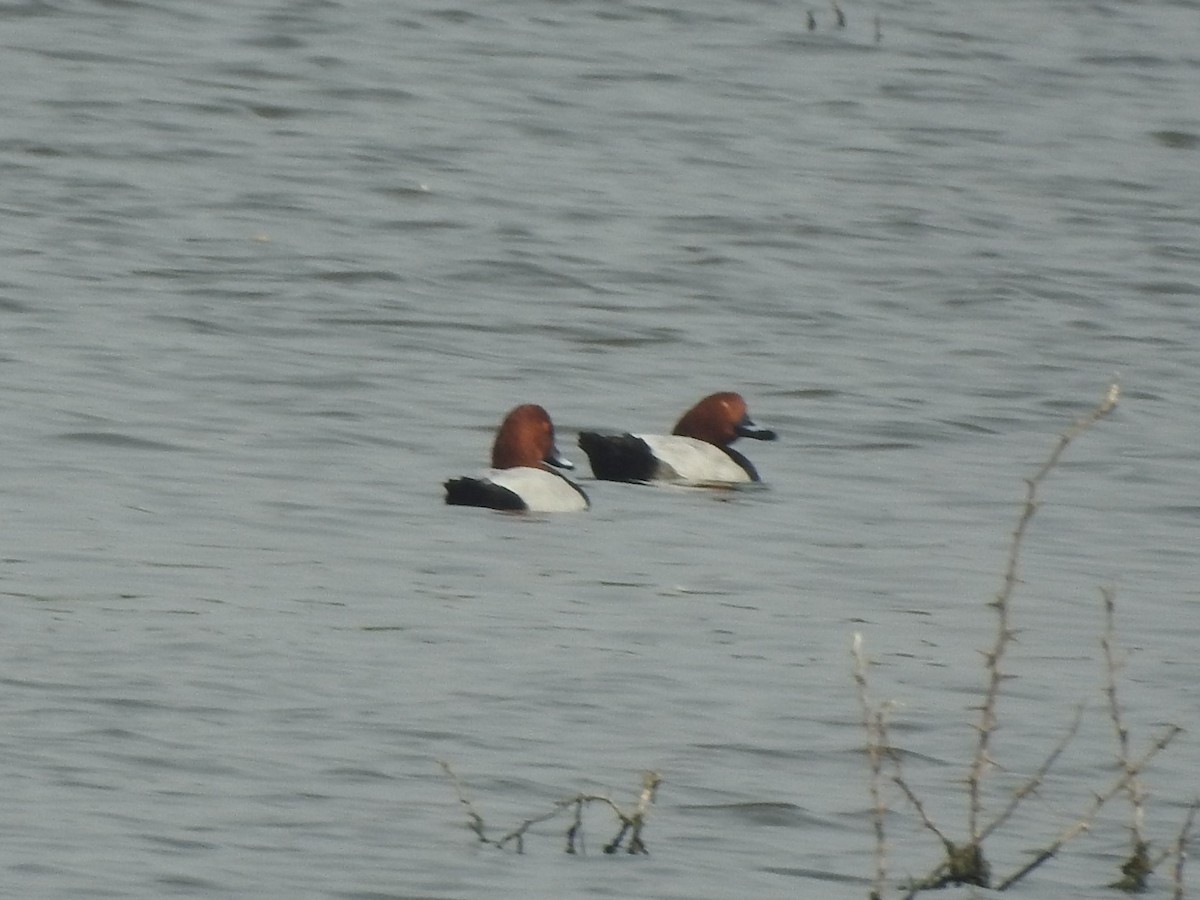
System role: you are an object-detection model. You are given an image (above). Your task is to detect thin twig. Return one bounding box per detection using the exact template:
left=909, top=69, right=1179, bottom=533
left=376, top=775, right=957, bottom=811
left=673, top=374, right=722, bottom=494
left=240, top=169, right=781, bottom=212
left=853, top=633, right=892, bottom=898
left=996, top=723, right=1181, bottom=891
left=892, top=772, right=953, bottom=851
left=566, top=799, right=585, bottom=854
left=438, top=759, right=489, bottom=843
left=438, top=761, right=660, bottom=855
left=624, top=770, right=663, bottom=854
left=1101, top=587, right=1145, bottom=840
left=1173, top=799, right=1199, bottom=900
left=497, top=795, right=603, bottom=852
left=1101, top=586, right=1154, bottom=890
left=607, top=771, right=662, bottom=854
left=977, top=703, right=1086, bottom=844
left=967, top=383, right=1119, bottom=841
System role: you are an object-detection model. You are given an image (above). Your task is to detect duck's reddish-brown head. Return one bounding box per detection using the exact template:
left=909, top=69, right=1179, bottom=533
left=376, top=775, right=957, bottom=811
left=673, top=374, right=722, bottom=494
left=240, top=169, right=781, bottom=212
left=671, top=392, right=777, bottom=448
left=491, top=404, right=574, bottom=471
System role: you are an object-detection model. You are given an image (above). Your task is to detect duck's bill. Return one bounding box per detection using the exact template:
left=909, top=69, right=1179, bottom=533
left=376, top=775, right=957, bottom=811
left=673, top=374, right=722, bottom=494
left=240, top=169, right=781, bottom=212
left=545, top=446, right=575, bottom=469
left=735, top=417, right=777, bottom=441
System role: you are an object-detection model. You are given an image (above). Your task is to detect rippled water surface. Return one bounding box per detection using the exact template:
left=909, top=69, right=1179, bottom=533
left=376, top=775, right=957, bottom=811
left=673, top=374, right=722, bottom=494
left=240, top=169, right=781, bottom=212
left=3, top=1, right=1199, bottom=898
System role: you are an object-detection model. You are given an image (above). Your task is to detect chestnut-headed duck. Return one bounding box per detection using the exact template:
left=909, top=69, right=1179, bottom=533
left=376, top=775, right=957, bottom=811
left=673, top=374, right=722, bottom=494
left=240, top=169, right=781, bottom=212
left=445, top=404, right=590, bottom=512
left=578, top=392, right=777, bottom=484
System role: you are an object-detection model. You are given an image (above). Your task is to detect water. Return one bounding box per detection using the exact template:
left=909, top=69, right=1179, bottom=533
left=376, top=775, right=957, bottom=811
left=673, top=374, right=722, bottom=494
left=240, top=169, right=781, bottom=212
left=2, top=1, right=1199, bottom=897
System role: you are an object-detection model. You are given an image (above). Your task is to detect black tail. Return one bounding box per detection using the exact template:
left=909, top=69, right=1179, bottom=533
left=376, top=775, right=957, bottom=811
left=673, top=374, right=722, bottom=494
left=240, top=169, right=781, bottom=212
left=444, top=477, right=526, bottom=510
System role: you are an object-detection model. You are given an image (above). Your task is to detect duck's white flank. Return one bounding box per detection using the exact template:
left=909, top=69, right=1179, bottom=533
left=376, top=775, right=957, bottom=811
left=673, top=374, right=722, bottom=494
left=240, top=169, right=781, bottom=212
left=487, top=466, right=589, bottom=512
left=637, top=434, right=753, bottom=483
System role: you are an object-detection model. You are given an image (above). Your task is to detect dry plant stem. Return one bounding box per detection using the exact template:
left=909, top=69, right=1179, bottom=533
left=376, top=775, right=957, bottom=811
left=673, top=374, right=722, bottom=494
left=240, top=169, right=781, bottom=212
left=1101, top=587, right=1147, bottom=851
left=1173, top=800, right=1200, bottom=900
left=966, top=383, right=1119, bottom=842
left=1150, top=843, right=1174, bottom=874
left=498, top=796, right=589, bottom=852
left=995, top=723, right=1182, bottom=891
left=438, top=761, right=661, bottom=855
left=496, top=787, right=660, bottom=854
left=624, top=770, right=663, bottom=854
left=438, top=759, right=489, bottom=843
left=976, top=704, right=1085, bottom=844
left=603, top=771, right=662, bottom=855
left=567, top=799, right=585, bottom=854
left=893, top=762, right=995, bottom=897
left=852, top=633, right=891, bottom=899
left=893, top=772, right=953, bottom=851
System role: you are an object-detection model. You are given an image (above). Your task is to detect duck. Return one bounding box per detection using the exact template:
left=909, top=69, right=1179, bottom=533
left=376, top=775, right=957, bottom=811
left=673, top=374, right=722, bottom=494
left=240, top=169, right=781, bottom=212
left=578, top=392, right=777, bottom=485
left=445, top=404, right=590, bottom=512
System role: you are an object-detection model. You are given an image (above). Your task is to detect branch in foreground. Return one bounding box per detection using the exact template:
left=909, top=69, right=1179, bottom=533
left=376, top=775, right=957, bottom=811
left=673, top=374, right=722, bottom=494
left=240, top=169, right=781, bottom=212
left=852, top=632, right=892, bottom=900
left=967, top=382, right=1120, bottom=843
left=995, top=724, right=1182, bottom=891
left=438, top=760, right=662, bottom=855
left=977, top=703, right=1086, bottom=845
left=1100, top=586, right=1154, bottom=892
left=870, top=383, right=1139, bottom=899
left=438, top=758, right=488, bottom=844
left=1173, top=799, right=1199, bottom=900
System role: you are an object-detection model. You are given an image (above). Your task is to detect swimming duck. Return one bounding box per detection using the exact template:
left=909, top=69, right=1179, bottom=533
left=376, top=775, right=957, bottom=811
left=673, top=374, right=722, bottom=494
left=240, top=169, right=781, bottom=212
left=445, top=404, right=589, bottom=511
left=578, top=392, right=776, bottom=484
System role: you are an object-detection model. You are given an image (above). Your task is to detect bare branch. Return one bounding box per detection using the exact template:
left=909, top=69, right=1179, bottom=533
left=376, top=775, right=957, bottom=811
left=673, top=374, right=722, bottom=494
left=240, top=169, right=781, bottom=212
left=438, top=761, right=661, bottom=855
left=852, top=632, right=891, bottom=898
left=892, top=773, right=953, bottom=852
left=566, top=799, right=585, bottom=854
left=996, top=724, right=1181, bottom=891
left=978, top=703, right=1085, bottom=844
left=1099, top=586, right=1157, bottom=891
left=1173, top=799, right=1200, bottom=900
left=613, top=771, right=663, bottom=855
left=437, top=759, right=490, bottom=844
left=496, top=795, right=604, bottom=852
left=967, top=382, right=1119, bottom=841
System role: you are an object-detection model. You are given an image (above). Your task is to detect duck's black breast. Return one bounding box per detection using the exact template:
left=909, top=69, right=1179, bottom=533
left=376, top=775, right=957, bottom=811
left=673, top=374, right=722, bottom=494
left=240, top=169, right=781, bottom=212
left=722, top=446, right=762, bottom=482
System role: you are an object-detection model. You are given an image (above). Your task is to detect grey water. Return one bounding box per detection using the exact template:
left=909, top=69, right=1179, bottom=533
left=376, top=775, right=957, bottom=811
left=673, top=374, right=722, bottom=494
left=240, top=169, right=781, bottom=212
left=2, top=1, right=1199, bottom=897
